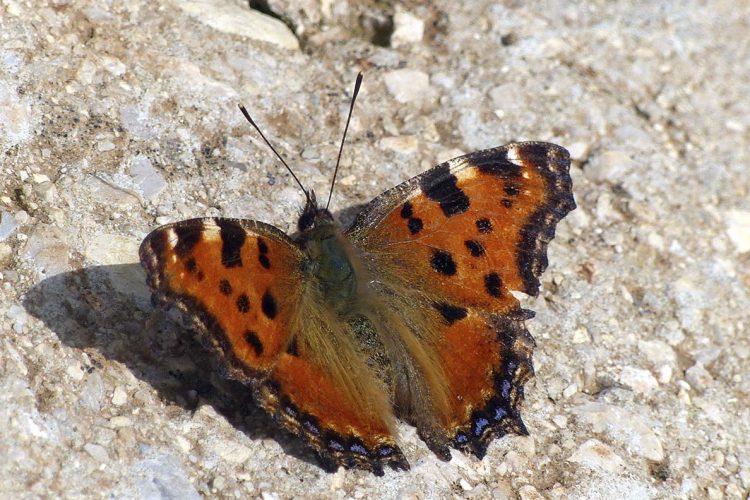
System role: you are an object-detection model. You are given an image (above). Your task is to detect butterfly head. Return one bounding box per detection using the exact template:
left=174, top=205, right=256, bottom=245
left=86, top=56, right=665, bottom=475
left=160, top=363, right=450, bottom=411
left=240, top=73, right=363, bottom=237
left=298, top=190, right=335, bottom=233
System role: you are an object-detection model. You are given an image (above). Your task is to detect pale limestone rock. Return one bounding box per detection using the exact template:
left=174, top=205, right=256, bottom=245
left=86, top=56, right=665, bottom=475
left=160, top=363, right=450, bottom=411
left=725, top=209, right=750, bottom=253
left=209, top=437, right=253, bottom=464
left=685, top=363, right=713, bottom=392
left=378, top=135, right=418, bottom=154
left=383, top=69, right=431, bottom=103
left=173, top=0, right=299, bottom=50
left=573, top=403, right=664, bottom=461
left=568, top=438, right=626, bottom=473
left=391, top=10, right=424, bottom=47
left=618, top=366, right=659, bottom=395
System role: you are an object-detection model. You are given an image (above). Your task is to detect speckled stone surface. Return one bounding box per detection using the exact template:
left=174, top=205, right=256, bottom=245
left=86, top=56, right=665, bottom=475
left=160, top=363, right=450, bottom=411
left=1, top=1, right=749, bottom=498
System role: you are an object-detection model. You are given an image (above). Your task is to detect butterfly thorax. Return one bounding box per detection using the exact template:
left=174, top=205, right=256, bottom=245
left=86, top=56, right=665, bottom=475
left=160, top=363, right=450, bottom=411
left=297, top=204, right=359, bottom=313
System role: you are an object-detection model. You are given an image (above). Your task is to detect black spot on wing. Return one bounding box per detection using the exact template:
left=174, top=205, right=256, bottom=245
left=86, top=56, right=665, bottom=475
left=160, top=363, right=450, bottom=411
left=419, top=163, right=470, bottom=217
left=259, top=254, right=271, bottom=269
left=501, top=199, right=512, bottom=208
left=433, top=302, right=468, bottom=324
left=484, top=272, right=503, bottom=297
left=257, top=237, right=269, bottom=254
left=218, top=279, right=232, bottom=295
left=407, top=218, right=423, bottom=234
left=476, top=218, right=493, bottom=234
left=258, top=237, right=271, bottom=269
left=174, top=225, right=200, bottom=257
left=217, top=219, right=245, bottom=268
left=236, top=293, right=250, bottom=313
left=464, top=239, right=485, bottom=257
left=504, top=183, right=520, bottom=196
left=400, top=201, right=414, bottom=219
left=431, top=250, right=457, bottom=276
left=262, top=290, right=277, bottom=319
left=244, top=330, right=264, bottom=356
left=185, top=257, right=198, bottom=273
left=401, top=200, right=424, bottom=234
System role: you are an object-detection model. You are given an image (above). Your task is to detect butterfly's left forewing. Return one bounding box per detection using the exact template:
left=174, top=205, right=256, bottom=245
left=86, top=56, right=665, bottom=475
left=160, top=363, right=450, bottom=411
left=347, top=142, right=575, bottom=458
left=139, top=218, right=304, bottom=378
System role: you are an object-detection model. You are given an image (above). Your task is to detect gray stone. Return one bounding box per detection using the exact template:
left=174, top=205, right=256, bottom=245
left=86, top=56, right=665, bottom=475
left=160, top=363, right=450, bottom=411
left=568, top=438, right=626, bottom=473
left=618, top=366, right=659, bottom=395
left=129, top=155, right=167, bottom=202
left=174, top=0, right=299, bottom=50
left=685, top=363, right=714, bottom=392
left=573, top=403, right=665, bottom=462
left=0, top=80, right=35, bottom=153
left=391, top=10, right=425, bottom=47
left=120, top=450, right=201, bottom=500
left=383, top=69, right=431, bottom=103
left=0, top=210, right=18, bottom=242
left=725, top=209, right=750, bottom=253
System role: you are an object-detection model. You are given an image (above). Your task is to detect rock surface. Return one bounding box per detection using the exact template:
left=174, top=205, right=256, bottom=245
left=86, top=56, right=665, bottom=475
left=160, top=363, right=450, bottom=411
left=1, top=1, right=749, bottom=498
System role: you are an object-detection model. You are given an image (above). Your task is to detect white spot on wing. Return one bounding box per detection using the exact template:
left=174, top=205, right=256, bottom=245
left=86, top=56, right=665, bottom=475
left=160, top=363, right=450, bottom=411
left=165, top=228, right=177, bottom=248
left=202, top=219, right=221, bottom=241
left=506, top=144, right=525, bottom=167
left=455, top=167, right=478, bottom=181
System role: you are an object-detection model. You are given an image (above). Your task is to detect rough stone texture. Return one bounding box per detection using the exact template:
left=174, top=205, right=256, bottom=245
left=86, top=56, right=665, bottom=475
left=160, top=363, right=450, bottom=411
left=1, top=0, right=748, bottom=498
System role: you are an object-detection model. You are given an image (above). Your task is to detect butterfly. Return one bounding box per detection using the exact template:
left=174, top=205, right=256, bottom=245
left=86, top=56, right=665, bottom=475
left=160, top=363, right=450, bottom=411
left=139, top=73, right=576, bottom=475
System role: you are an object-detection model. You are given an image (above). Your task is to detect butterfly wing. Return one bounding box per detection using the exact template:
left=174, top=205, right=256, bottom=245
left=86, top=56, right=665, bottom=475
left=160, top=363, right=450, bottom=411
left=346, top=142, right=575, bottom=458
left=139, top=217, right=304, bottom=377
left=140, top=217, right=407, bottom=474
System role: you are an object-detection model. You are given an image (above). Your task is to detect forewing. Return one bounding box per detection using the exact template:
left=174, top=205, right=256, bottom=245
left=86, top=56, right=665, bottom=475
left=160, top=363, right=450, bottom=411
left=139, top=217, right=303, bottom=379
left=346, top=142, right=575, bottom=457
left=348, top=142, right=575, bottom=303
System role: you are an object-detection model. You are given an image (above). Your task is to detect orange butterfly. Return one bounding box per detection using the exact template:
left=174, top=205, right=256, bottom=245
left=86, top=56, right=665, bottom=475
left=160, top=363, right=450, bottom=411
left=139, top=73, right=575, bottom=475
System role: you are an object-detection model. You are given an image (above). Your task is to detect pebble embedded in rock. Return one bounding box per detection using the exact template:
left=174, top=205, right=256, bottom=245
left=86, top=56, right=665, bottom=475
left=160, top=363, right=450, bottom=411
left=724, top=209, right=750, bottom=253
left=209, top=438, right=253, bottom=464
left=378, top=135, right=418, bottom=154
left=383, top=69, right=431, bottom=103
left=84, top=443, right=110, bottom=462
left=173, top=0, right=299, bottom=50
left=618, top=366, right=659, bottom=395
left=129, top=155, right=166, bottom=202
left=391, top=10, right=424, bottom=47
left=685, top=363, right=713, bottom=392
left=0, top=210, right=18, bottom=242
left=568, top=438, right=626, bottom=473
left=111, top=386, right=128, bottom=406
left=585, top=150, right=637, bottom=183
left=573, top=403, right=665, bottom=462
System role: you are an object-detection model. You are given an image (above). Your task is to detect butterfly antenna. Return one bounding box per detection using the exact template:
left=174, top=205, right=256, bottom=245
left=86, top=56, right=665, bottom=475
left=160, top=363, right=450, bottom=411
left=325, top=72, right=363, bottom=210
left=238, top=104, right=310, bottom=204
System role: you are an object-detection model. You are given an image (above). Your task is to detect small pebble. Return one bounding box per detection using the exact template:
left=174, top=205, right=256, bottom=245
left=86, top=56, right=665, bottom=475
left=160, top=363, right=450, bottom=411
left=685, top=363, right=713, bottom=392
left=383, top=69, right=431, bottom=103
left=391, top=10, right=424, bottom=47
left=97, top=140, right=116, bottom=152
left=83, top=443, right=110, bottom=462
